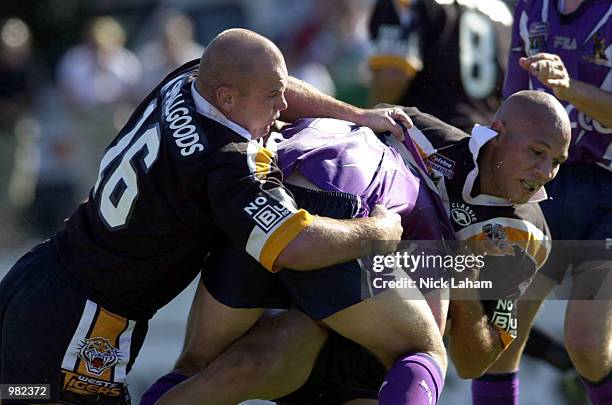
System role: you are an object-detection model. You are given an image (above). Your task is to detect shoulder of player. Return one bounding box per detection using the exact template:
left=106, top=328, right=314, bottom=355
left=455, top=203, right=548, bottom=242
left=405, top=107, right=469, bottom=151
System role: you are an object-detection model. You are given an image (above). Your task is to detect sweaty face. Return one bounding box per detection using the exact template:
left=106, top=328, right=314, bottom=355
left=486, top=120, right=570, bottom=204
left=229, top=63, right=288, bottom=139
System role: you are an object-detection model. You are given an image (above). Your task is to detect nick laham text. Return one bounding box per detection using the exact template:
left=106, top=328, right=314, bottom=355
left=372, top=277, right=493, bottom=289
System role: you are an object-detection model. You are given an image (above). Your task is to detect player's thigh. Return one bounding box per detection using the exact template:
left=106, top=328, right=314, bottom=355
left=234, top=308, right=330, bottom=399
left=176, top=280, right=265, bottom=374
left=322, top=287, right=444, bottom=368
left=564, top=299, right=612, bottom=350
left=181, top=242, right=292, bottom=373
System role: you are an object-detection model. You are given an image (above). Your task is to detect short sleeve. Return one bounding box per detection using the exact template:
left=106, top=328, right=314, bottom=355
left=207, top=142, right=313, bottom=272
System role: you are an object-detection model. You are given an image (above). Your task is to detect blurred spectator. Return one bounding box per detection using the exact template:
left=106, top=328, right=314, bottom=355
left=0, top=18, right=37, bottom=130
left=56, top=16, right=142, bottom=109
left=56, top=16, right=142, bottom=195
left=8, top=85, right=81, bottom=239
left=136, top=12, right=204, bottom=96
left=278, top=0, right=372, bottom=105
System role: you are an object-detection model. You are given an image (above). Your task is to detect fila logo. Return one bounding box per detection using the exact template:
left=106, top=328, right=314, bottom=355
left=244, top=196, right=291, bottom=232
left=553, top=36, right=577, bottom=50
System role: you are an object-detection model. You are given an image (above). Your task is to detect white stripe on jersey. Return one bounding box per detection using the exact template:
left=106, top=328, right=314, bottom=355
left=542, top=0, right=550, bottom=23
left=61, top=300, right=98, bottom=371
left=583, top=5, right=612, bottom=46
left=245, top=187, right=300, bottom=262
left=114, top=320, right=136, bottom=382
left=456, top=216, right=551, bottom=268
left=456, top=216, right=548, bottom=242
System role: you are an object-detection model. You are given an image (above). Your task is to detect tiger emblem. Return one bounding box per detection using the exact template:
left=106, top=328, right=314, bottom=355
left=482, top=223, right=515, bottom=256
left=77, top=337, right=121, bottom=376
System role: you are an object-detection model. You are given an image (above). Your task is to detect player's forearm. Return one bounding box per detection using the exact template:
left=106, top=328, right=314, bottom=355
left=282, top=76, right=364, bottom=123
left=448, top=300, right=504, bottom=379
left=556, top=79, right=612, bottom=128
left=275, top=215, right=399, bottom=271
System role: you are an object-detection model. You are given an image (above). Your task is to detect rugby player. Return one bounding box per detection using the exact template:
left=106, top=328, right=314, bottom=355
left=0, top=28, right=413, bottom=404
left=369, top=0, right=574, bottom=381
left=146, top=90, right=570, bottom=405
left=474, top=1, right=612, bottom=404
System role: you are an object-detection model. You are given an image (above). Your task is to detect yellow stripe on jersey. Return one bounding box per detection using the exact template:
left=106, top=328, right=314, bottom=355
left=247, top=142, right=274, bottom=180
left=369, top=55, right=420, bottom=77
left=498, top=328, right=515, bottom=350
left=457, top=218, right=550, bottom=270
left=77, top=307, right=128, bottom=381
left=257, top=209, right=313, bottom=272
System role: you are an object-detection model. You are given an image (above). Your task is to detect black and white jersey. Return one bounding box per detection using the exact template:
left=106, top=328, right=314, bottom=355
left=369, top=0, right=512, bottom=132
left=55, top=60, right=312, bottom=319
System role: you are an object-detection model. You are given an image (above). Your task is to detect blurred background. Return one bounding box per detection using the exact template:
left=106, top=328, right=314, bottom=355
left=0, top=0, right=582, bottom=403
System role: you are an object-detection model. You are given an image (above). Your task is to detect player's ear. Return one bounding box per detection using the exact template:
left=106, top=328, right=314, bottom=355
left=216, top=86, right=235, bottom=113
left=489, top=119, right=506, bottom=143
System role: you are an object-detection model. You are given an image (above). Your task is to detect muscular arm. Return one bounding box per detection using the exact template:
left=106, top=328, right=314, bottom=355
left=283, top=76, right=412, bottom=140
left=276, top=205, right=402, bottom=270
left=556, top=79, right=612, bottom=128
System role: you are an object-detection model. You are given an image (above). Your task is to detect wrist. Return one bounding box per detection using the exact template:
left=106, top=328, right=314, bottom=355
left=553, top=78, right=573, bottom=101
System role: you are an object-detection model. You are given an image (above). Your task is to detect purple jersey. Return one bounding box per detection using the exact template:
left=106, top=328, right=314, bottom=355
left=272, top=118, right=455, bottom=242
left=504, top=0, right=612, bottom=169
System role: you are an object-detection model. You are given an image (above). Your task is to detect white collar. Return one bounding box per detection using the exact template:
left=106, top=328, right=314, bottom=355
left=190, top=82, right=253, bottom=140
left=463, top=124, right=548, bottom=206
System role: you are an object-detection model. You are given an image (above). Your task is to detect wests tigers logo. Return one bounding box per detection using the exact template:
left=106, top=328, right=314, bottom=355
left=77, top=337, right=121, bottom=376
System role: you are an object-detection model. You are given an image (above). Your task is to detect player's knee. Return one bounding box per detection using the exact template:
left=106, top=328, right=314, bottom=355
left=223, top=344, right=281, bottom=383
left=565, top=330, right=612, bottom=381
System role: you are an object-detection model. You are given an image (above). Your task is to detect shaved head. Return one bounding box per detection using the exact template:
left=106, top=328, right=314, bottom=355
left=479, top=90, right=572, bottom=204
left=196, top=28, right=286, bottom=97
left=495, top=90, right=571, bottom=141
left=194, top=28, right=289, bottom=139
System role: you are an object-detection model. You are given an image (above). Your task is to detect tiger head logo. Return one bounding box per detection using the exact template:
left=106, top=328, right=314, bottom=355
left=482, top=223, right=515, bottom=256
left=77, top=337, right=121, bottom=376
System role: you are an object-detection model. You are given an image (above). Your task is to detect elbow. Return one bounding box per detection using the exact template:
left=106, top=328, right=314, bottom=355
left=274, top=246, right=302, bottom=270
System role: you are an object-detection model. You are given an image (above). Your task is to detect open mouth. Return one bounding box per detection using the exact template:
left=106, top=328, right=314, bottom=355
left=520, top=180, right=540, bottom=193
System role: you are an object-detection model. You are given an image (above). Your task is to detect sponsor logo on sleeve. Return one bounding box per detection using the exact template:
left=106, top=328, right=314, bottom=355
left=426, top=153, right=455, bottom=178
left=244, top=196, right=292, bottom=232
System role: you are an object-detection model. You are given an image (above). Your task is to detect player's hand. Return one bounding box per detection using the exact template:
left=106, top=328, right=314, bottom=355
left=356, top=107, right=412, bottom=141
left=519, top=53, right=571, bottom=100
left=370, top=204, right=403, bottom=253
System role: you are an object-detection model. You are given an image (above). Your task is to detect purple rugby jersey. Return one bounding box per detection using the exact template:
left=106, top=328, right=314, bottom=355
left=504, top=0, right=612, bottom=170
left=271, top=118, right=454, bottom=242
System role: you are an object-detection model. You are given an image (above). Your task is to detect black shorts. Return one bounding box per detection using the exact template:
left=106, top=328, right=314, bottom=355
left=539, top=164, right=612, bottom=284
left=204, top=184, right=375, bottom=320
left=0, top=240, right=147, bottom=404
left=277, top=332, right=385, bottom=404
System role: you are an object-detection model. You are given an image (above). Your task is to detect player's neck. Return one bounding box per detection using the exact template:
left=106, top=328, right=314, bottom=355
left=558, top=0, right=585, bottom=15
left=476, top=146, right=500, bottom=198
